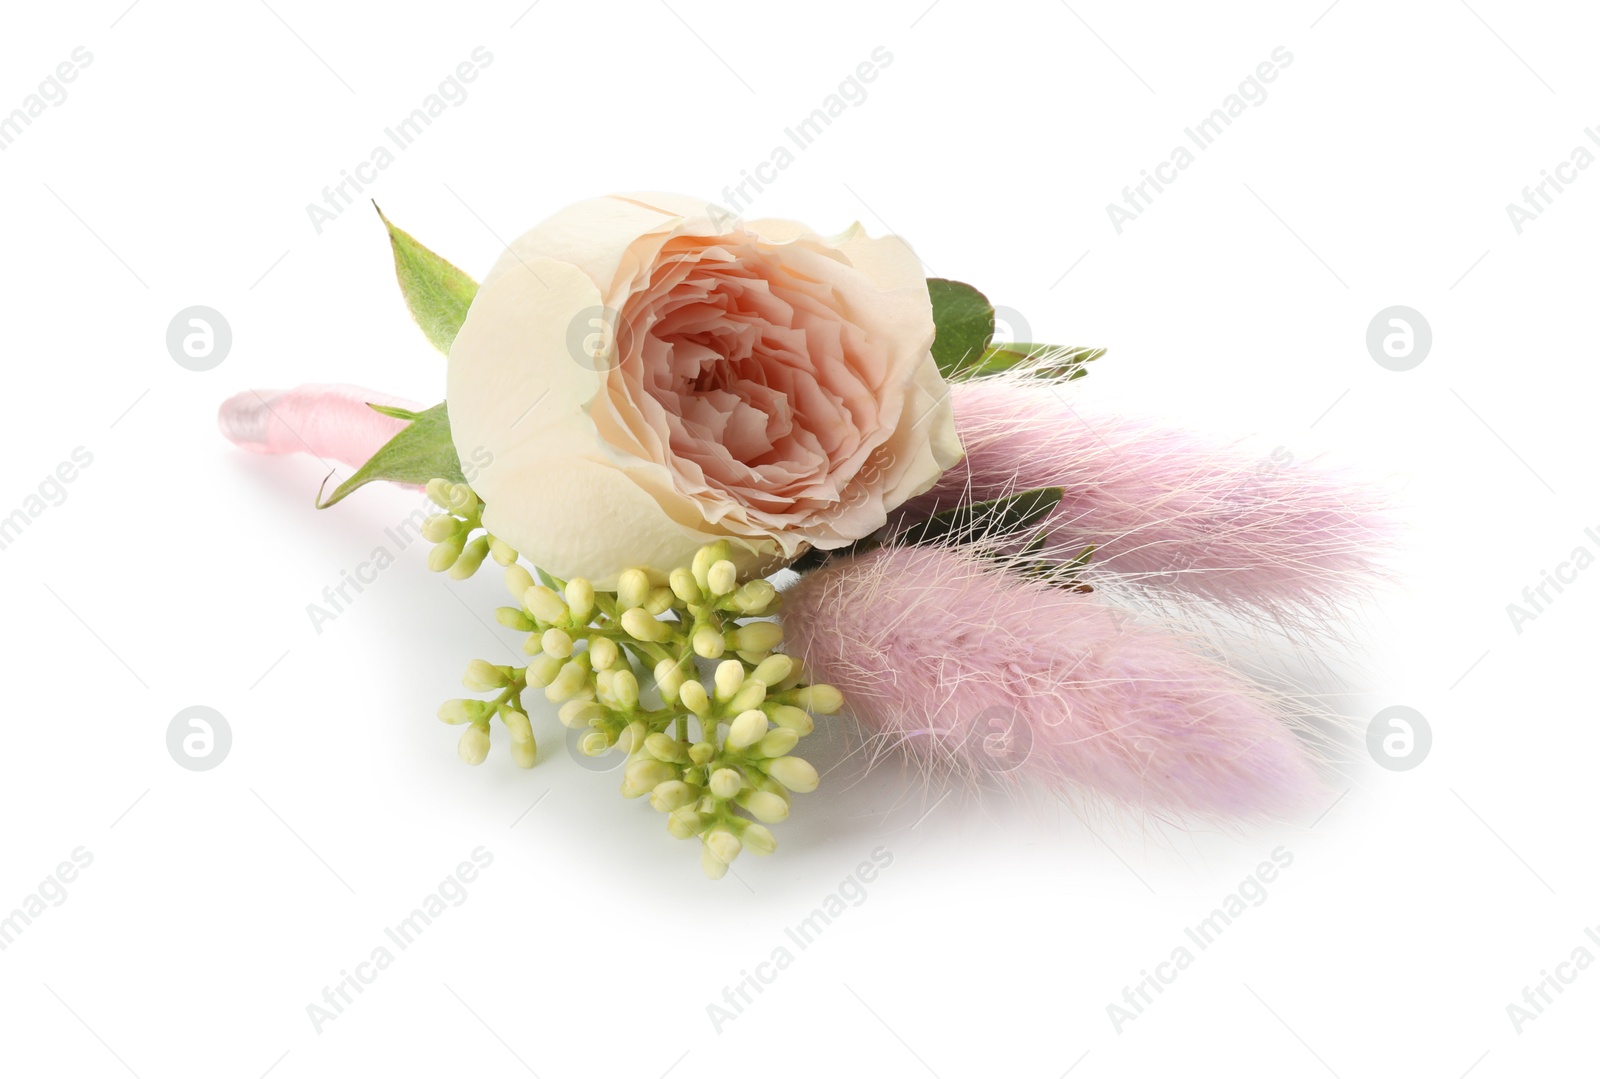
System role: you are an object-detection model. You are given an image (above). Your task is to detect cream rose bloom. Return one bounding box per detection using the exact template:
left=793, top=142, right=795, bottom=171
left=446, top=192, right=962, bottom=588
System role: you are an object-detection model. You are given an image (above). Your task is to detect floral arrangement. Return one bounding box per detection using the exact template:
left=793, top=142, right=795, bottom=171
left=220, top=193, right=1388, bottom=878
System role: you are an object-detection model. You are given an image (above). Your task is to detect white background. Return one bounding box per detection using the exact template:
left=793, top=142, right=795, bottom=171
left=1, top=1, right=1596, bottom=1076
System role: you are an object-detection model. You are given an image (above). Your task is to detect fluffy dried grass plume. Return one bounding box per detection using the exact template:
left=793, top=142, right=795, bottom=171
left=780, top=366, right=1394, bottom=819
left=781, top=542, right=1329, bottom=820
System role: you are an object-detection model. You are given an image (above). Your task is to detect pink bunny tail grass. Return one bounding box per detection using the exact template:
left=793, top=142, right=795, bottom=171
left=781, top=543, right=1327, bottom=820
left=217, top=384, right=422, bottom=473
left=902, top=373, right=1394, bottom=618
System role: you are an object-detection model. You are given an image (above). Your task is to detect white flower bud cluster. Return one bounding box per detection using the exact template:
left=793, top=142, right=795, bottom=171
left=438, top=671, right=536, bottom=771
left=430, top=500, right=845, bottom=881
left=423, top=479, right=519, bottom=579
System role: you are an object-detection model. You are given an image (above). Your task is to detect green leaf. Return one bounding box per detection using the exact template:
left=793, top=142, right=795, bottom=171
left=376, top=204, right=479, bottom=355
left=896, top=486, right=1064, bottom=548
left=1018, top=530, right=1050, bottom=557
left=317, top=402, right=464, bottom=508
left=927, top=278, right=995, bottom=378
left=1015, top=541, right=1096, bottom=591
left=365, top=402, right=422, bottom=421
left=965, top=343, right=1106, bottom=381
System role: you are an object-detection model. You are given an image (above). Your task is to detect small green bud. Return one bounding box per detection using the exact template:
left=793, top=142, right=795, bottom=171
left=669, top=567, right=702, bottom=605
left=692, top=625, right=725, bottom=659
left=425, top=478, right=455, bottom=508
left=707, top=559, right=738, bottom=596
left=727, top=709, right=768, bottom=751
left=448, top=535, right=491, bottom=579
left=678, top=679, right=710, bottom=716
left=700, top=845, right=730, bottom=880
left=766, top=756, right=819, bottom=793
left=729, top=620, right=782, bottom=654
left=422, top=513, right=460, bottom=543
left=688, top=741, right=716, bottom=766
left=709, top=767, right=743, bottom=799
left=621, top=607, right=672, bottom=643
left=645, top=732, right=689, bottom=763
left=544, top=659, right=588, bottom=702
left=775, top=657, right=806, bottom=690
left=509, top=737, right=537, bottom=768
left=525, top=653, right=564, bottom=688
left=667, top=805, right=702, bottom=839
left=692, top=541, right=731, bottom=590
left=437, top=699, right=489, bottom=725
left=610, top=669, right=639, bottom=711
left=645, top=587, right=675, bottom=615
left=653, top=658, right=686, bottom=700
left=617, top=719, right=647, bottom=755
left=617, top=568, right=650, bottom=610
left=502, top=709, right=534, bottom=744
left=713, top=660, right=744, bottom=702
left=558, top=699, right=604, bottom=729
left=523, top=585, right=568, bottom=624
left=742, top=823, right=777, bottom=855
left=428, top=532, right=467, bottom=572
left=751, top=654, right=793, bottom=687
left=768, top=704, right=814, bottom=733
left=504, top=564, right=536, bottom=602
left=490, top=538, right=519, bottom=566
left=496, top=606, right=536, bottom=631
left=457, top=725, right=490, bottom=765
left=731, top=579, right=778, bottom=615
left=564, top=578, right=595, bottom=623
left=755, top=728, right=800, bottom=758
left=740, top=789, right=790, bottom=823
left=578, top=730, right=611, bottom=756
left=794, top=684, right=844, bottom=715
left=650, top=780, right=697, bottom=813
left=727, top=679, right=767, bottom=714
left=626, top=758, right=677, bottom=792
left=541, top=628, right=574, bottom=659
left=445, top=482, right=476, bottom=514
left=704, top=828, right=741, bottom=865
left=588, top=636, right=620, bottom=670
left=462, top=659, right=510, bottom=691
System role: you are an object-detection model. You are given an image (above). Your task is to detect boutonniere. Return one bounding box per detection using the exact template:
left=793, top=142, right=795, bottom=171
left=220, top=193, right=1388, bottom=878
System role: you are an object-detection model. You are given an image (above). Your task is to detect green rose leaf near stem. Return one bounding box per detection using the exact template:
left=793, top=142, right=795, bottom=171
left=964, top=343, right=1106, bottom=381
left=927, top=279, right=1105, bottom=382
left=896, top=486, right=1065, bottom=548
left=1022, top=542, right=1096, bottom=591
left=376, top=204, right=479, bottom=355
left=317, top=402, right=465, bottom=508
left=927, top=278, right=995, bottom=379
left=1061, top=542, right=1096, bottom=574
